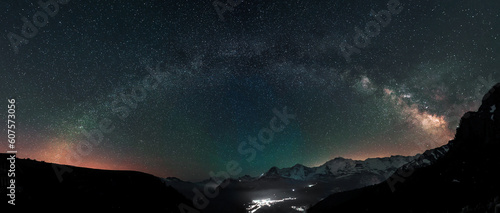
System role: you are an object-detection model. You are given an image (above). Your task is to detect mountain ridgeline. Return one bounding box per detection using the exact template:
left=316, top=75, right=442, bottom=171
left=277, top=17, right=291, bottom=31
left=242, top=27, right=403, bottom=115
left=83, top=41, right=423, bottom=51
left=0, top=155, right=194, bottom=211
left=165, top=153, right=427, bottom=212
left=1, top=83, right=498, bottom=213
left=308, top=83, right=500, bottom=213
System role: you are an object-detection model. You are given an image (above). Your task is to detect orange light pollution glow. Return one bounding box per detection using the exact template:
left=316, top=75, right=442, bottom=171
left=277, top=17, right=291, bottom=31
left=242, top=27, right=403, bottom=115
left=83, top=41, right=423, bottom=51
left=341, top=88, right=456, bottom=161
left=18, top=137, right=171, bottom=178
left=382, top=88, right=454, bottom=151
left=18, top=87, right=457, bottom=179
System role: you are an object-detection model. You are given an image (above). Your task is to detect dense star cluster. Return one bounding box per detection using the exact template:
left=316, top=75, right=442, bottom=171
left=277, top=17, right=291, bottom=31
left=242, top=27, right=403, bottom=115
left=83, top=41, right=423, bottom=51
left=0, top=0, right=498, bottom=180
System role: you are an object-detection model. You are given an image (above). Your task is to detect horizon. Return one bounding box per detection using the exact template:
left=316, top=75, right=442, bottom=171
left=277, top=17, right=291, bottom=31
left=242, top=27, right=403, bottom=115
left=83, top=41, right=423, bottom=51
left=1, top=0, right=498, bottom=181
left=4, top=147, right=439, bottom=182
left=10, top=131, right=458, bottom=182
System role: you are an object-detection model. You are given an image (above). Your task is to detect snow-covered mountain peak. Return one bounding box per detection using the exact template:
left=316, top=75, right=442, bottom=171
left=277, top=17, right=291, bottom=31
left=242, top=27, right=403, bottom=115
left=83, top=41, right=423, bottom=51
left=260, top=155, right=419, bottom=181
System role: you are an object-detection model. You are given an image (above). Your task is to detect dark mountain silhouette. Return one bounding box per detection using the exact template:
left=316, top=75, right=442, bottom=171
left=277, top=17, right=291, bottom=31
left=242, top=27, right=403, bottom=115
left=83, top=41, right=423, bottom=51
left=0, top=155, right=193, bottom=211
left=3, top=83, right=499, bottom=212
left=166, top=155, right=417, bottom=213
left=308, top=83, right=500, bottom=213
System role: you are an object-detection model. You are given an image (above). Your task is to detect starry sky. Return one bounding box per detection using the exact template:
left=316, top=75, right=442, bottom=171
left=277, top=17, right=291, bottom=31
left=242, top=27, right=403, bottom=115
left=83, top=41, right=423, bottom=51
left=0, top=0, right=498, bottom=181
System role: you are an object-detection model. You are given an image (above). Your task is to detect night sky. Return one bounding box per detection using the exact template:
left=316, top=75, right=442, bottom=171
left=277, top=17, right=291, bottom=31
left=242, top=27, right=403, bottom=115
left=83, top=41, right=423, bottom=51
left=0, top=0, right=498, bottom=181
